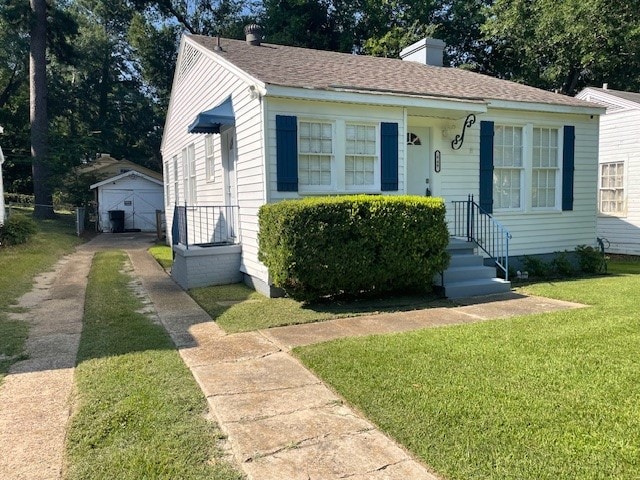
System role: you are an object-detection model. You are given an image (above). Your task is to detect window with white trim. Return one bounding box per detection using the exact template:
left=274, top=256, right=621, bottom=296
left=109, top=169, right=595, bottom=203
left=298, top=121, right=333, bottom=187
left=172, top=155, right=179, bottom=203
left=164, top=161, right=170, bottom=202
left=493, top=125, right=523, bottom=209
left=599, top=162, right=625, bottom=214
left=532, top=127, right=559, bottom=208
left=345, top=124, right=377, bottom=187
left=205, top=135, right=215, bottom=182
left=182, top=144, right=196, bottom=204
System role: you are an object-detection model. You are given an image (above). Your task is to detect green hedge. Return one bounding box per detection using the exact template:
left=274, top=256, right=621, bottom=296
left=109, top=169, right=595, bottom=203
left=0, top=214, right=38, bottom=246
left=258, top=195, right=450, bottom=301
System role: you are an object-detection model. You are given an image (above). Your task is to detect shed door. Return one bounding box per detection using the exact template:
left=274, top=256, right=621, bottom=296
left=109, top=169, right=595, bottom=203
left=406, top=127, right=431, bottom=196
left=101, top=187, right=164, bottom=232
left=102, top=189, right=135, bottom=230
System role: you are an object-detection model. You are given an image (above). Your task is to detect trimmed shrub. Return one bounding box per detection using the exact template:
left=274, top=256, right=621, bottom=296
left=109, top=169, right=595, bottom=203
left=0, top=214, right=38, bottom=246
left=551, top=251, right=575, bottom=277
left=576, top=245, right=607, bottom=274
left=522, top=255, right=551, bottom=278
left=258, top=195, right=450, bottom=301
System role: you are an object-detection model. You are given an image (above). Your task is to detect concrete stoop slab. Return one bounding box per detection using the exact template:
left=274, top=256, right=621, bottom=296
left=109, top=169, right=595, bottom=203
left=211, top=383, right=339, bottom=423
left=455, top=294, right=586, bottom=319
left=191, top=352, right=320, bottom=397
left=241, top=430, right=438, bottom=480
left=224, top=404, right=374, bottom=461
left=180, top=331, right=280, bottom=367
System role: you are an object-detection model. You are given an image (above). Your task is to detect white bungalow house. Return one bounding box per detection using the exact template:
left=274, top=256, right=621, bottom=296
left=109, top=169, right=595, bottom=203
left=576, top=86, right=640, bottom=255
left=161, top=29, right=603, bottom=297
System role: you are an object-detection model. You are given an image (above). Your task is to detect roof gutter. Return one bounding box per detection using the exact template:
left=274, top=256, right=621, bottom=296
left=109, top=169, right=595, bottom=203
left=263, top=84, right=488, bottom=114
left=487, top=99, right=605, bottom=116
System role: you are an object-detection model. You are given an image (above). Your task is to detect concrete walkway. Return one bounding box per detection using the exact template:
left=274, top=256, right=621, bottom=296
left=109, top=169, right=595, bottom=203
left=0, top=233, right=157, bottom=480
left=0, top=233, right=585, bottom=480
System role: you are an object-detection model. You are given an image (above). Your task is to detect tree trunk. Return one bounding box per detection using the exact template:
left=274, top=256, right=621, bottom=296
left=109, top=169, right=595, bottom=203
left=30, top=0, right=54, bottom=218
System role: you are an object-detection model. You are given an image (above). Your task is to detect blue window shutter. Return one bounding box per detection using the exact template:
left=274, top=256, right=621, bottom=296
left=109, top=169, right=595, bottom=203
left=381, top=122, right=398, bottom=191
left=562, top=125, right=575, bottom=211
left=276, top=115, right=298, bottom=192
left=479, top=121, right=494, bottom=213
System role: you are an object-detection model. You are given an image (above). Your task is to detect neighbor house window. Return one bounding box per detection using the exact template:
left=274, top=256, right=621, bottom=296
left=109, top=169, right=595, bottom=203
left=493, top=125, right=523, bottom=209
left=531, top=127, right=559, bottom=208
left=172, top=155, right=179, bottom=203
left=345, top=123, right=377, bottom=187
left=298, top=121, right=333, bottom=187
left=599, top=162, right=625, bottom=214
left=205, top=134, right=215, bottom=182
left=182, top=144, right=196, bottom=204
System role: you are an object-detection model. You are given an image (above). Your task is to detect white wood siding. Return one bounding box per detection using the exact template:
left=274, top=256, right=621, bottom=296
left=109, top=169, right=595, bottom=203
left=596, top=109, right=640, bottom=254
left=162, top=38, right=267, bottom=281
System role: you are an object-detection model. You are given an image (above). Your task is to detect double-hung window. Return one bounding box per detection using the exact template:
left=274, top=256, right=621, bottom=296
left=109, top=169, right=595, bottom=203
left=182, top=143, right=196, bottom=204
left=164, top=161, right=170, bottom=202
left=298, top=121, right=333, bottom=188
left=599, top=162, right=625, bottom=215
left=493, top=125, right=523, bottom=209
left=345, top=123, right=377, bottom=188
left=205, top=135, right=215, bottom=182
left=172, top=155, right=179, bottom=203
left=532, top=127, right=560, bottom=208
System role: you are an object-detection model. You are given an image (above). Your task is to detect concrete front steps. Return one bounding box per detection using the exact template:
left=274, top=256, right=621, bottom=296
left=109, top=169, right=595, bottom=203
left=434, top=238, right=511, bottom=299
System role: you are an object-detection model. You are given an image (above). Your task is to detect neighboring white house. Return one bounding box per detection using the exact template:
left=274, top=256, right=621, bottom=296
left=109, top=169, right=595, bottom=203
left=576, top=86, right=640, bottom=255
left=90, top=170, right=165, bottom=233
left=0, top=125, right=5, bottom=226
left=162, top=30, right=603, bottom=295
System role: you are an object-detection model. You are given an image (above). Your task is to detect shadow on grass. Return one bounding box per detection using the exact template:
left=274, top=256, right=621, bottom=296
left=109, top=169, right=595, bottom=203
left=188, top=281, right=460, bottom=334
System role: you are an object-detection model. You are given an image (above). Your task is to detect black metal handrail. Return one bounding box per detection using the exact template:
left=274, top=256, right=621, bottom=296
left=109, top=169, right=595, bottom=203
left=451, top=194, right=512, bottom=280
left=171, top=204, right=239, bottom=249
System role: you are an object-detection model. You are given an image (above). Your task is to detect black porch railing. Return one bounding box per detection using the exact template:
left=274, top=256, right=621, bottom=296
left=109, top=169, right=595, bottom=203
left=451, top=194, right=512, bottom=280
left=171, top=204, right=239, bottom=249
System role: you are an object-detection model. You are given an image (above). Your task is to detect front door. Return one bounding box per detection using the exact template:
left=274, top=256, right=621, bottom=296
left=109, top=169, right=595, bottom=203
left=406, top=127, right=431, bottom=196
left=222, top=129, right=238, bottom=240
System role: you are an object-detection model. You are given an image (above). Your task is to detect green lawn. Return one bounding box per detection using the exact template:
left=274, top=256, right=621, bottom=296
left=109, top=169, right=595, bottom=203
left=65, top=251, right=242, bottom=480
left=0, top=211, right=83, bottom=382
left=296, top=259, right=640, bottom=480
left=148, top=243, right=173, bottom=269
left=190, top=283, right=448, bottom=333
left=147, top=244, right=448, bottom=333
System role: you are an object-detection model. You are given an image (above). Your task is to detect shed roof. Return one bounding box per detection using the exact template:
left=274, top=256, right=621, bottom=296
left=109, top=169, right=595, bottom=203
left=78, top=156, right=163, bottom=181
left=190, top=35, right=596, bottom=109
left=585, top=87, right=640, bottom=106
left=90, top=170, right=164, bottom=190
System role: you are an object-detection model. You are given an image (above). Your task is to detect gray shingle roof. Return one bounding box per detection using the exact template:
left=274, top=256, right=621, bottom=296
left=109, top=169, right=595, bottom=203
left=588, top=87, right=640, bottom=106
left=190, top=35, right=597, bottom=109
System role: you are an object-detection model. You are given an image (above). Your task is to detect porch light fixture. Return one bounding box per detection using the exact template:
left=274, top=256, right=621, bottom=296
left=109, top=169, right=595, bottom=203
left=451, top=113, right=476, bottom=150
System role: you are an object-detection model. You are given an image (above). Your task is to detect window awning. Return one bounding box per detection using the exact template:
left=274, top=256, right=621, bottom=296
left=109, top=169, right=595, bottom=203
left=187, top=96, right=235, bottom=134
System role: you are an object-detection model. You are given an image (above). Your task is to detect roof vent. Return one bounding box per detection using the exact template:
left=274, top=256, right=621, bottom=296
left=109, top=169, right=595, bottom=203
left=244, top=24, right=262, bottom=46
left=602, top=83, right=608, bottom=90
left=213, top=36, right=222, bottom=51
left=400, top=38, right=446, bottom=67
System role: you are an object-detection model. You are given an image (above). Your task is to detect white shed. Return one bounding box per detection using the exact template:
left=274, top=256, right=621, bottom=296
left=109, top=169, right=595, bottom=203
left=90, top=170, right=164, bottom=233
